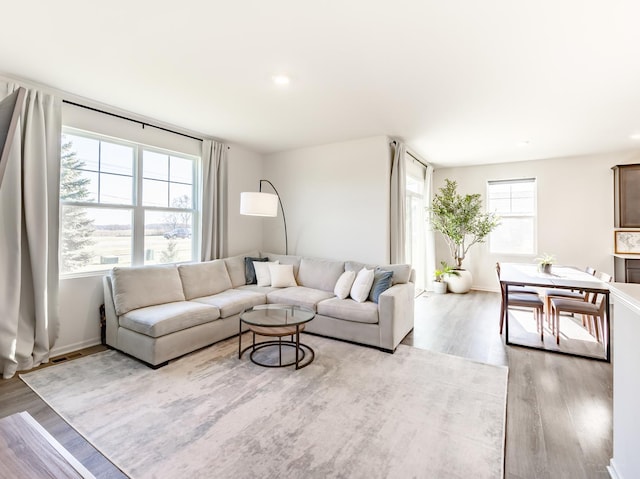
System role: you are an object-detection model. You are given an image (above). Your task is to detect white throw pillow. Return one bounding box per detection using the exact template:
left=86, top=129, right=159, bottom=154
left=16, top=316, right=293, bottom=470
left=269, top=264, right=297, bottom=288
left=350, top=267, right=375, bottom=303
left=334, top=270, right=356, bottom=299
left=253, top=260, right=279, bottom=287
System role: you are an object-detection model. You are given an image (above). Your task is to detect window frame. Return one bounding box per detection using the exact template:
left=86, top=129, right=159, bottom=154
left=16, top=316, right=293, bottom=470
left=59, top=127, right=201, bottom=278
left=487, top=177, right=537, bottom=256
left=405, top=154, right=428, bottom=293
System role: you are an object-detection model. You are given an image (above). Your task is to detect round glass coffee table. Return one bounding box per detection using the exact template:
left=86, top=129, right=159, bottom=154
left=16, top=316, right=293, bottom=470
left=239, top=304, right=315, bottom=370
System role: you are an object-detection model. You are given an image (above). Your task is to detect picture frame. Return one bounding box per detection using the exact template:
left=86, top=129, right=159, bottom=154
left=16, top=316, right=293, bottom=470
left=614, top=230, right=640, bottom=254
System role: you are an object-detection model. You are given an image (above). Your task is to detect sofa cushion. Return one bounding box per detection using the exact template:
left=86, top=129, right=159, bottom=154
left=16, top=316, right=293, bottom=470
left=224, top=250, right=259, bottom=288
left=119, top=301, right=220, bottom=338
left=385, top=264, right=412, bottom=285
left=254, top=260, right=279, bottom=287
left=269, top=264, right=298, bottom=287
left=178, top=260, right=232, bottom=300
left=260, top=252, right=302, bottom=278
left=112, top=265, right=185, bottom=316
left=350, top=267, right=375, bottom=303
left=368, top=269, right=394, bottom=303
left=192, top=289, right=266, bottom=318
left=245, top=256, right=267, bottom=284
left=267, top=287, right=335, bottom=311
left=334, top=270, right=356, bottom=299
left=317, top=298, right=379, bottom=324
left=297, top=258, right=345, bottom=292
left=346, top=261, right=412, bottom=285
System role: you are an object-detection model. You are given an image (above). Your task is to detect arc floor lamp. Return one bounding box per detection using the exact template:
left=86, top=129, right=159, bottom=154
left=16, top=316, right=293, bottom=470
left=240, top=179, right=288, bottom=254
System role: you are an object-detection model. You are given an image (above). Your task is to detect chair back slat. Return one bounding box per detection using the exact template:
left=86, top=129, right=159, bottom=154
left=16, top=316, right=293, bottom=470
left=597, top=271, right=612, bottom=283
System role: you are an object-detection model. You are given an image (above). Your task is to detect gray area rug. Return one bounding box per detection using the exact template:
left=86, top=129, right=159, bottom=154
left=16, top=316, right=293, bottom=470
left=21, top=335, right=507, bottom=479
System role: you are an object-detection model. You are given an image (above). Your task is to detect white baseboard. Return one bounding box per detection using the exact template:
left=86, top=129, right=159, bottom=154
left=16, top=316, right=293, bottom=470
left=471, top=286, right=500, bottom=293
left=608, top=459, right=623, bottom=479
left=50, top=337, right=102, bottom=358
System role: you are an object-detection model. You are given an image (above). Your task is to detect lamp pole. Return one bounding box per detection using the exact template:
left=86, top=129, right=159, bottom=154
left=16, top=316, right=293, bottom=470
left=259, top=179, right=288, bottom=255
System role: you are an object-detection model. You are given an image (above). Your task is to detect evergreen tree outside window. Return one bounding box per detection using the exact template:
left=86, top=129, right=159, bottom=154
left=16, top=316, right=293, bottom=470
left=60, top=138, right=95, bottom=271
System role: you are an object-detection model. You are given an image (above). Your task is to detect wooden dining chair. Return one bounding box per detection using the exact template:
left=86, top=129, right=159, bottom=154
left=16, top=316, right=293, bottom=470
left=495, top=262, right=540, bottom=295
left=542, top=266, right=596, bottom=328
left=496, top=263, right=545, bottom=339
left=549, top=271, right=612, bottom=344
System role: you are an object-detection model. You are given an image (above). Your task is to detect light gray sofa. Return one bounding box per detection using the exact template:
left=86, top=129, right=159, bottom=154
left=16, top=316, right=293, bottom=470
left=102, top=251, right=415, bottom=367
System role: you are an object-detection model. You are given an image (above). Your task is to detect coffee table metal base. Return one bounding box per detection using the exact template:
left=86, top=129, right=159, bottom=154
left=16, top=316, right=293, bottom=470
left=239, top=328, right=315, bottom=370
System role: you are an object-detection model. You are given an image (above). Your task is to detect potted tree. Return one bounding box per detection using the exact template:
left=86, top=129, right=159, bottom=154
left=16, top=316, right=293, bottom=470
left=433, top=261, right=458, bottom=294
left=430, top=179, right=500, bottom=293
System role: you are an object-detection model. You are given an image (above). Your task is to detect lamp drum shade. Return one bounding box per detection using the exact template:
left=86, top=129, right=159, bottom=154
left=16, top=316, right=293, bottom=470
left=240, top=192, right=278, bottom=217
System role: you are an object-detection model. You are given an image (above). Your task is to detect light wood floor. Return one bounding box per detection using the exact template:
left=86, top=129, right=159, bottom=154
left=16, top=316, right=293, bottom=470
left=403, top=291, right=612, bottom=479
left=0, top=345, right=126, bottom=478
left=0, top=290, right=612, bottom=478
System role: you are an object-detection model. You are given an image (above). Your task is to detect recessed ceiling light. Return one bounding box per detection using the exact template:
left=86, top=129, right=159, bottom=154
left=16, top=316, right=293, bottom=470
left=630, top=133, right=640, bottom=140
left=517, top=140, right=531, bottom=147
left=272, top=75, right=290, bottom=86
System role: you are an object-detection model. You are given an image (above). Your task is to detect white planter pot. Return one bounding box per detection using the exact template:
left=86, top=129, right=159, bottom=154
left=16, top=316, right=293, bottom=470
left=432, top=281, right=448, bottom=294
left=446, top=269, right=473, bottom=294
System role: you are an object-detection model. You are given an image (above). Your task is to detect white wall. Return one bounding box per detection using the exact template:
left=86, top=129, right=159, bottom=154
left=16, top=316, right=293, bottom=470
left=55, top=275, right=105, bottom=356
left=54, top=142, right=264, bottom=356
left=263, top=136, right=391, bottom=264
left=434, top=149, right=640, bottom=291
left=225, top=144, right=265, bottom=256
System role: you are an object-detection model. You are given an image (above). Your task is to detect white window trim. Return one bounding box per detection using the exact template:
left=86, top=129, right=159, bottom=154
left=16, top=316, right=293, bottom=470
left=487, top=178, right=538, bottom=256
left=60, top=127, right=201, bottom=278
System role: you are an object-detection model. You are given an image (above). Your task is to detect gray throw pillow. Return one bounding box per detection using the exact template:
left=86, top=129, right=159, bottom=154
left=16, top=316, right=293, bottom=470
left=245, top=257, right=268, bottom=284
left=368, top=269, right=394, bottom=303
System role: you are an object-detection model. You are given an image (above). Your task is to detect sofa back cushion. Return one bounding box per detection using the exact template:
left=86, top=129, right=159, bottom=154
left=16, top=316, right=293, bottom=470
left=297, top=258, right=345, bottom=292
left=260, top=252, right=302, bottom=278
left=245, top=256, right=268, bottom=284
left=224, top=250, right=259, bottom=288
left=111, top=264, right=185, bottom=316
left=346, top=261, right=412, bottom=285
left=178, top=260, right=233, bottom=300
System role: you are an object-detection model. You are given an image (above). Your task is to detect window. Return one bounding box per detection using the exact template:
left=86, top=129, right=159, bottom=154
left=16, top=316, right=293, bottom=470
left=405, top=156, right=427, bottom=294
left=60, top=128, right=199, bottom=275
left=487, top=178, right=536, bottom=254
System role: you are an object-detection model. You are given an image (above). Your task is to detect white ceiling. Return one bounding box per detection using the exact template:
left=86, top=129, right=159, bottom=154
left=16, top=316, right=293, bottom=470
left=2, top=0, right=640, bottom=167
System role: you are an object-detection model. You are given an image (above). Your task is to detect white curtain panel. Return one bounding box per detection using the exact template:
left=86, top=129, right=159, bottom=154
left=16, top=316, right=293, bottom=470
left=424, top=164, right=436, bottom=291
left=0, top=82, right=61, bottom=379
left=390, top=141, right=407, bottom=264
left=200, top=139, right=228, bottom=261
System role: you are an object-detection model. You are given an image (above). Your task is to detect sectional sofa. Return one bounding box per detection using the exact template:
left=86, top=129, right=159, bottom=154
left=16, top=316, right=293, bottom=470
left=102, top=251, right=415, bottom=367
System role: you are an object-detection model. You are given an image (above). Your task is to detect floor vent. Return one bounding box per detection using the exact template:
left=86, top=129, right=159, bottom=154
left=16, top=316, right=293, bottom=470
left=51, top=352, right=84, bottom=364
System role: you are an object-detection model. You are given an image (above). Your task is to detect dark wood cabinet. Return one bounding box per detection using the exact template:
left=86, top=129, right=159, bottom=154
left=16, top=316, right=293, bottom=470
left=615, top=257, right=640, bottom=283
left=613, top=164, right=640, bottom=228
left=613, top=164, right=640, bottom=283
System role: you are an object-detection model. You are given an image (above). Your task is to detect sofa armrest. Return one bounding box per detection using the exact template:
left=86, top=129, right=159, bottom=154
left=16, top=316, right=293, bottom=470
left=102, top=274, right=119, bottom=347
left=378, top=282, right=415, bottom=351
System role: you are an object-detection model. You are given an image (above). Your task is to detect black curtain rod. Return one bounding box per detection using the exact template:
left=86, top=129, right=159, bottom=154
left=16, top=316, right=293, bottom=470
left=390, top=140, right=429, bottom=169
left=406, top=150, right=429, bottom=170
left=63, top=99, right=204, bottom=142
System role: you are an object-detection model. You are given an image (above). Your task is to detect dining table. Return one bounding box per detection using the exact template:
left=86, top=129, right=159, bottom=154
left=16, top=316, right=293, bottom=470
left=499, top=262, right=610, bottom=361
